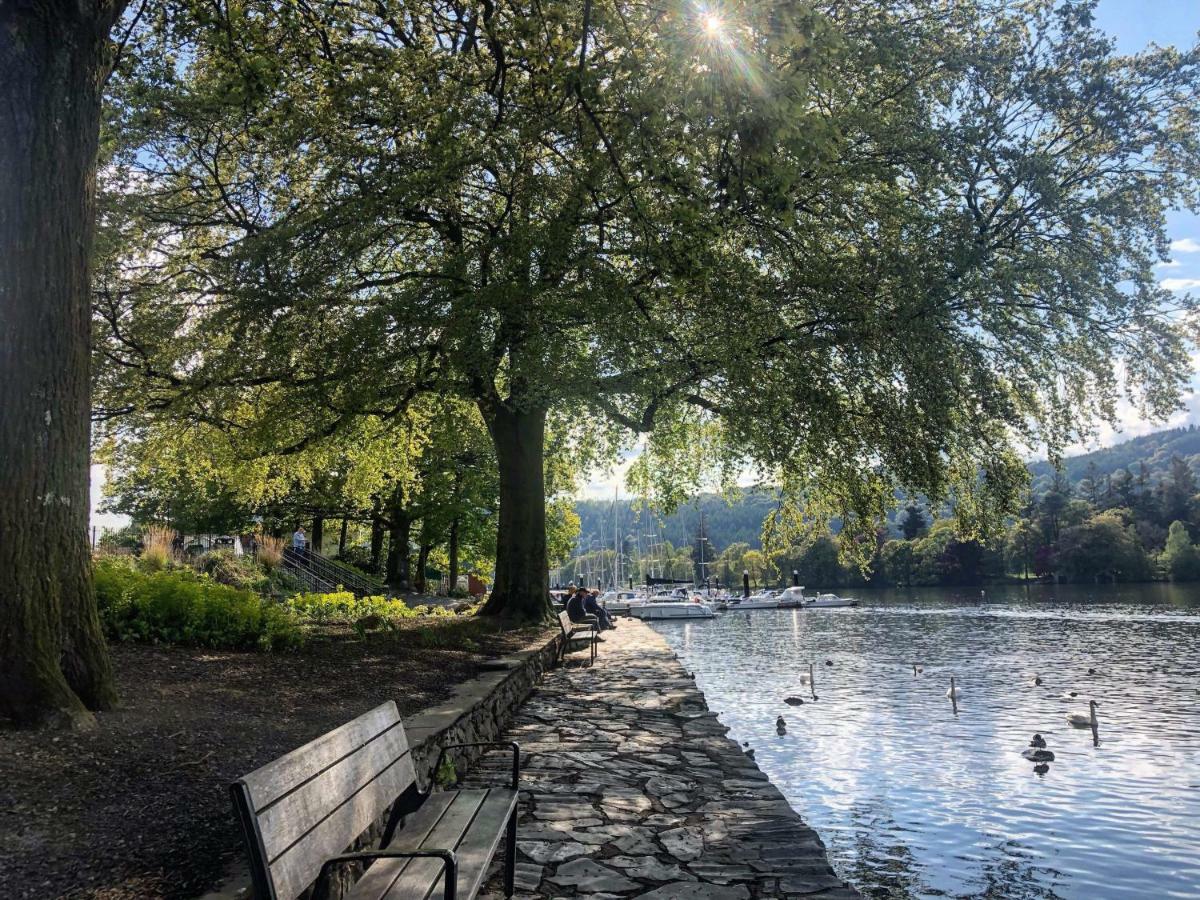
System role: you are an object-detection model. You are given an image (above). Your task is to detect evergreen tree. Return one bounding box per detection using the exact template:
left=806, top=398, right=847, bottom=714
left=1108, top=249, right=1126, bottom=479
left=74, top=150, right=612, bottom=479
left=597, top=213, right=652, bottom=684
left=900, top=504, right=930, bottom=541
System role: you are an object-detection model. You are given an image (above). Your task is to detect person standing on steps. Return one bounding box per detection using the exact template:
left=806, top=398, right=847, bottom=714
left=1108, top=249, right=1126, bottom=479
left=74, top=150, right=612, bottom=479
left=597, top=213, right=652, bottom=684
left=292, top=525, right=307, bottom=559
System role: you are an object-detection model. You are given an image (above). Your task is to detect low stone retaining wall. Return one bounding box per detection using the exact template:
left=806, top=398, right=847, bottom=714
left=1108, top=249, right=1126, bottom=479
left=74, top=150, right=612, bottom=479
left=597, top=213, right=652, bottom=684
left=202, top=628, right=562, bottom=900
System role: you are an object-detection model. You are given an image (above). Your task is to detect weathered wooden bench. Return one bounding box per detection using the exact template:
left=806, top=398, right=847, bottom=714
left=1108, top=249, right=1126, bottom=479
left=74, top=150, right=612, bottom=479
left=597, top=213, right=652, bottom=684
left=230, top=701, right=519, bottom=900
left=558, top=609, right=598, bottom=665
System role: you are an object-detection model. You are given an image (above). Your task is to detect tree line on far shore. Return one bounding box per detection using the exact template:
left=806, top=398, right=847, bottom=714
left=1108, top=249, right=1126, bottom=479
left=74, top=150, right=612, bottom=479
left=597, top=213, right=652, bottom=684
left=562, top=446, right=1200, bottom=589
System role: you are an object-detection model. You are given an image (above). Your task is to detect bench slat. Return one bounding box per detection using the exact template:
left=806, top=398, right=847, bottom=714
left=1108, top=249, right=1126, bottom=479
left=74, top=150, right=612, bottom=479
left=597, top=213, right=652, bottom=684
left=348, top=790, right=490, bottom=900
left=258, top=720, right=413, bottom=863
left=423, top=788, right=517, bottom=900
left=267, top=748, right=418, bottom=900
left=243, top=702, right=402, bottom=811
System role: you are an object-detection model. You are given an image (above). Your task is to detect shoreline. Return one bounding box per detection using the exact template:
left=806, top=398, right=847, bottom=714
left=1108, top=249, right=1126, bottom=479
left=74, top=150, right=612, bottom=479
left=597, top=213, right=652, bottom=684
left=468, top=617, right=858, bottom=898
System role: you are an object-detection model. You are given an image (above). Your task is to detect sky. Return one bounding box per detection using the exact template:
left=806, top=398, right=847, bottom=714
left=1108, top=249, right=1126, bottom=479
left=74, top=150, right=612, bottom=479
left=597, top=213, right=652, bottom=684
left=575, top=0, right=1200, bottom=500
left=88, top=2, right=1200, bottom=523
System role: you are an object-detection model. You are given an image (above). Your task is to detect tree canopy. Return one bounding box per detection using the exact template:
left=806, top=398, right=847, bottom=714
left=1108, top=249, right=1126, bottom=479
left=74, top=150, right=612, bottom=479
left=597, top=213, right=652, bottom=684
left=94, top=0, right=1200, bottom=619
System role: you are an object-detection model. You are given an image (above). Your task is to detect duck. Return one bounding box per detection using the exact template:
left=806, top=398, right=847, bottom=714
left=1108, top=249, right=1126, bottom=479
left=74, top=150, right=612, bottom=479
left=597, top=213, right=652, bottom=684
left=1033, top=763, right=1050, bottom=776
left=1061, top=691, right=1080, bottom=700
left=1031, top=674, right=1043, bottom=686
left=1067, top=700, right=1100, bottom=728
left=1022, top=748, right=1055, bottom=763
left=1087, top=668, right=1097, bottom=676
left=1029, top=733, right=1047, bottom=749
left=775, top=716, right=787, bottom=734
left=912, top=664, right=924, bottom=675
left=784, top=696, right=805, bottom=706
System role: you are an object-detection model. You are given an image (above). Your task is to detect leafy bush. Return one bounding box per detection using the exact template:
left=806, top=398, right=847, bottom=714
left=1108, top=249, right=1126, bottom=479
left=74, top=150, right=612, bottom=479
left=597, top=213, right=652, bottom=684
left=284, top=591, right=422, bottom=625
left=412, top=617, right=497, bottom=650
left=198, top=549, right=263, bottom=590
left=94, top=558, right=303, bottom=651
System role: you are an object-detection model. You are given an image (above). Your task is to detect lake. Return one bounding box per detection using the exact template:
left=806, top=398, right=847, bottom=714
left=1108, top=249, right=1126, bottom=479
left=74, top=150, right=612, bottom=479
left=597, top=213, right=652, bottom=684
left=650, top=584, right=1200, bottom=899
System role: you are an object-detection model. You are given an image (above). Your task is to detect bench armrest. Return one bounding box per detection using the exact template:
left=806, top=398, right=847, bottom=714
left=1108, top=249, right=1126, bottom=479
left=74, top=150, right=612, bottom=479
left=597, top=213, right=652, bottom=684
left=434, top=741, right=521, bottom=790
left=319, top=849, right=459, bottom=900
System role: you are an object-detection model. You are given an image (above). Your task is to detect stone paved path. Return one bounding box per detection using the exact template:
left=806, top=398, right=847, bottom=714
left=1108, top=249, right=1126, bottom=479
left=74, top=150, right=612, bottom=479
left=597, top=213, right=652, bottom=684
left=467, top=618, right=859, bottom=899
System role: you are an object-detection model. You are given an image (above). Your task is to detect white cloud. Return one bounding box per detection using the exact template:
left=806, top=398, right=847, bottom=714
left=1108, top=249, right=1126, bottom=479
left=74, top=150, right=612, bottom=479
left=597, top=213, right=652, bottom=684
left=1156, top=259, right=1182, bottom=269
left=1169, top=238, right=1200, bottom=254
left=1160, top=278, right=1200, bottom=292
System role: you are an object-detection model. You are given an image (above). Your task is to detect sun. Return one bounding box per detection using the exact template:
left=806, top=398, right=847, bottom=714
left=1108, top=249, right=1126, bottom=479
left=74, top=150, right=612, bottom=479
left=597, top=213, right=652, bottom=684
left=700, top=12, right=725, bottom=38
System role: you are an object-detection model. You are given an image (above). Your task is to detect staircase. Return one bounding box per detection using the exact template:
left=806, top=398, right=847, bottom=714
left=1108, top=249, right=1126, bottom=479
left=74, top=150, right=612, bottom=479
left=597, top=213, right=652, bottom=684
left=282, top=548, right=386, bottom=598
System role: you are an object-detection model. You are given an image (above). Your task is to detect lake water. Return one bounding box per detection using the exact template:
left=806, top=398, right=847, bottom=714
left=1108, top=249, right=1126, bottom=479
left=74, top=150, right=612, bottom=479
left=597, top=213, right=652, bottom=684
left=650, top=584, right=1200, bottom=899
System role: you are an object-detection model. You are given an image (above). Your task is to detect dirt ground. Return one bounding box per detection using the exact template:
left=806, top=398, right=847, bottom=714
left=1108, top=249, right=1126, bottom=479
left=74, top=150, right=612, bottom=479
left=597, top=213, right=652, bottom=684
left=0, top=622, right=551, bottom=899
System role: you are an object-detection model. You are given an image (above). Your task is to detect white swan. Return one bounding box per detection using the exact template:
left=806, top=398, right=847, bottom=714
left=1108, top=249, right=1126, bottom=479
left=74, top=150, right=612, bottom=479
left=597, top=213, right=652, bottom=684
left=946, top=683, right=963, bottom=700
left=1067, top=700, right=1099, bottom=728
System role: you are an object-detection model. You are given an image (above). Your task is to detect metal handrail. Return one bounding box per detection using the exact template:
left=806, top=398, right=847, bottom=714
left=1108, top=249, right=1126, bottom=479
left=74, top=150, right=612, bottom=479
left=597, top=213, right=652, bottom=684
left=283, top=547, right=383, bottom=597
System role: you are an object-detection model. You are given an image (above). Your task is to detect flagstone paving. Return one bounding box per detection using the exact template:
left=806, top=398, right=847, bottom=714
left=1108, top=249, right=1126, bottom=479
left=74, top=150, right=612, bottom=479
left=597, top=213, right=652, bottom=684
left=467, top=618, right=859, bottom=899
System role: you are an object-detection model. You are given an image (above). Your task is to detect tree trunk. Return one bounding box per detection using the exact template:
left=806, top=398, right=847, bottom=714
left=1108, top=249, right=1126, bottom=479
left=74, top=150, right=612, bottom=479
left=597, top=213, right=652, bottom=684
left=480, top=404, right=550, bottom=621
left=385, top=509, right=412, bottom=589
left=0, top=4, right=122, bottom=727
left=369, top=498, right=384, bottom=573
left=415, top=543, right=430, bottom=593
left=338, top=517, right=348, bottom=557
left=448, top=516, right=460, bottom=595
left=311, top=515, right=324, bottom=556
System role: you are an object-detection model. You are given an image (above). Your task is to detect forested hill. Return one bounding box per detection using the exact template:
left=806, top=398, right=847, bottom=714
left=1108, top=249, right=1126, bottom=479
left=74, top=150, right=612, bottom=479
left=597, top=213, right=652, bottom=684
left=576, top=427, right=1200, bottom=555
left=573, top=489, right=781, bottom=556
left=1027, top=426, right=1200, bottom=491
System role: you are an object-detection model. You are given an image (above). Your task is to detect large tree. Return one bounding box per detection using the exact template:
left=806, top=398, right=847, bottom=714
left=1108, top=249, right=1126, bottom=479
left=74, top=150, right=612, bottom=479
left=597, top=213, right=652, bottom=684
left=97, top=0, right=1200, bottom=622
left=1, top=1, right=129, bottom=725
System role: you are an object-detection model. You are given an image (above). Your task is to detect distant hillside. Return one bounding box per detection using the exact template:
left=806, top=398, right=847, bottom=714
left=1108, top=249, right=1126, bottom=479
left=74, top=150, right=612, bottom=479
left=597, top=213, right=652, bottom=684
left=572, top=427, right=1200, bottom=557
left=1028, top=426, right=1200, bottom=491
left=573, top=489, right=780, bottom=557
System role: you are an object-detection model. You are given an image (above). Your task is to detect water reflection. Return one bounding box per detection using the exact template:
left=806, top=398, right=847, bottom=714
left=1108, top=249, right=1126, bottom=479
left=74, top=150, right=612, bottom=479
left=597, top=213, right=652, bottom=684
left=652, top=585, right=1200, bottom=899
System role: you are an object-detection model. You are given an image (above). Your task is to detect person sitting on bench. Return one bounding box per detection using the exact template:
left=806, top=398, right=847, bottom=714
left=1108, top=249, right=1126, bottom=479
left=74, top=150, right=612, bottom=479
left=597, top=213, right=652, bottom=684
left=583, top=589, right=616, bottom=631
left=566, top=587, right=590, bottom=623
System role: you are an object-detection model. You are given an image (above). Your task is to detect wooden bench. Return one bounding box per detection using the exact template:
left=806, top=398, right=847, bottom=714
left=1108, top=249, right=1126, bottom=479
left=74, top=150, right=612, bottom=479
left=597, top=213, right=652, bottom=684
left=230, top=701, right=519, bottom=900
left=558, top=609, right=598, bottom=665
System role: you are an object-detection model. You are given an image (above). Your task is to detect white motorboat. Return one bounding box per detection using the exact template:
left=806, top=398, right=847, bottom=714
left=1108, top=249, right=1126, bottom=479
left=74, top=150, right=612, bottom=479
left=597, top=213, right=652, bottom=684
left=629, top=593, right=716, bottom=620
left=777, top=586, right=859, bottom=608
left=598, top=590, right=645, bottom=614
left=719, top=590, right=783, bottom=611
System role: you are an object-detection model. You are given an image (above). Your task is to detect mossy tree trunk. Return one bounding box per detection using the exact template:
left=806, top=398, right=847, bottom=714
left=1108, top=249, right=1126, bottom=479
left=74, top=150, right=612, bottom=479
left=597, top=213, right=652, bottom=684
left=0, top=2, right=123, bottom=727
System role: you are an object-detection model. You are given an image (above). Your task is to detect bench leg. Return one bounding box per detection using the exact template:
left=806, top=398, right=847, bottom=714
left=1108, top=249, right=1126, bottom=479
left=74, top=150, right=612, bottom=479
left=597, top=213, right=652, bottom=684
left=504, top=809, right=518, bottom=897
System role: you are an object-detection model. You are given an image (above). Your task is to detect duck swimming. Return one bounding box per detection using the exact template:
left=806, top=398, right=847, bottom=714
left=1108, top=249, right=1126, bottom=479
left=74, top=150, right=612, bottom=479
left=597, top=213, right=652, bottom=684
left=1029, top=733, right=1047, bottom=748
left=775, top=716, right=787, bottom=735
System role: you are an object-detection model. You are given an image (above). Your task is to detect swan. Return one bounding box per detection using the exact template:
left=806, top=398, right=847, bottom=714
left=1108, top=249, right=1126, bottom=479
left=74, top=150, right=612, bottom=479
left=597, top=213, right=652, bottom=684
left=1067, top=700, right=1099, bottom=728
left=946, top=684, right=963, bottom=699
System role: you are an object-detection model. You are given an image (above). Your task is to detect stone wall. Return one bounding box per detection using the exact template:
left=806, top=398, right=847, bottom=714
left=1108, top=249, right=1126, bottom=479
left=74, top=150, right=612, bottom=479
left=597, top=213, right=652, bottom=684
left=203, top=628, right=563, bottom=900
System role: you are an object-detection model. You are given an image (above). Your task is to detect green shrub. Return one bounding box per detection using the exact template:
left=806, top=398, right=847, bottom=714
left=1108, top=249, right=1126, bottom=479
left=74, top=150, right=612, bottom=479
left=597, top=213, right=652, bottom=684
left=198, top=549, right=264, bottom=590
left=284, top=591, right=422, bottom=625
left=94, top=558, right=303, bottom=651
left=412, top=617, right=498, bottom=650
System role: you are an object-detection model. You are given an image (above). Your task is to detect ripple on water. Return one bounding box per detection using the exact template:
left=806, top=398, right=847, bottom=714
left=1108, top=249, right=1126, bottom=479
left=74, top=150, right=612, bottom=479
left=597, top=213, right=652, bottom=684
left=652, top=586, right=1200, bottom=900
